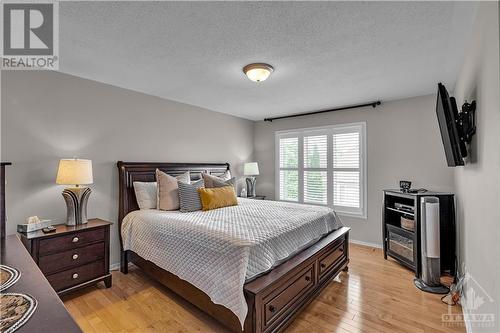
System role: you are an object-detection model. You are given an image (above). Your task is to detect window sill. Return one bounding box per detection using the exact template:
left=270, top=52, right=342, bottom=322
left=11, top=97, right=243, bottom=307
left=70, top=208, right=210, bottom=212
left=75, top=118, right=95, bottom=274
left=276, top=199, right=367, bottom=219
left=337, top=211, right=367, bottom=219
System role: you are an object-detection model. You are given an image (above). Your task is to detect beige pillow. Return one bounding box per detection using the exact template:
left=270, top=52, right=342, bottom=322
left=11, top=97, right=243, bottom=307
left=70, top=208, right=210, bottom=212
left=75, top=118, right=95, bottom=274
left=156, top=169, right=190, bottom=210
left=201, top=172, right=235, bottom=188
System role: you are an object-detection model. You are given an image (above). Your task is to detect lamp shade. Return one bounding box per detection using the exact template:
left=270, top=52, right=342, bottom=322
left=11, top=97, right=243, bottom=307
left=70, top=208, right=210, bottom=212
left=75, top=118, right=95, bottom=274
left=244, top=162, right=260, bottom=176
left=56, top=159, right=93, bottom=185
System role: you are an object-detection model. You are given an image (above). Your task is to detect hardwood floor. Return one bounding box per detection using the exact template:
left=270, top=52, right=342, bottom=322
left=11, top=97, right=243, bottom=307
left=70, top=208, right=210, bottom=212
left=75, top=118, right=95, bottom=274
left=62, top=244, right=465, bottom=333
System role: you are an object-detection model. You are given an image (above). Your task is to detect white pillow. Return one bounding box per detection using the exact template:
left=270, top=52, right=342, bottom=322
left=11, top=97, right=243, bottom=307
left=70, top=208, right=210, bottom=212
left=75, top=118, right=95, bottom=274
left=220, top=170, right=232, bottom=181
left=133, top=181, right=158, bottom=210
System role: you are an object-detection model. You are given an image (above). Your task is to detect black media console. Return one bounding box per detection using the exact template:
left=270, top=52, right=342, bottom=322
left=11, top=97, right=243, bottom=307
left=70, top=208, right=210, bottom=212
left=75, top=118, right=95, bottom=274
left=382, top=189, right=456, bottom=278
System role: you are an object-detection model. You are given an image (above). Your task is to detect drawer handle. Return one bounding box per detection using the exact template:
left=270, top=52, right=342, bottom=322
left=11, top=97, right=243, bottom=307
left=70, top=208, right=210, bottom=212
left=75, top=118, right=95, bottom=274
left=320, top=263, right=326, bottom=269
left=72, top=273, right=79, bottom=279
left=72, top=254, right=79, bottom=260
left=72, top=237, right=79, bottom=243
left=268, top=305, right=276, bottom=313
left=305, top=275, right=311, bottom=282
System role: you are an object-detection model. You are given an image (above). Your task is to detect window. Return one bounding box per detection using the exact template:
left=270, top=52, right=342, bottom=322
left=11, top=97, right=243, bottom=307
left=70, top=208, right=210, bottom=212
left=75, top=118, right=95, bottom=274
left=276, top=123, right=366, bottom=217
left=278, top=136, right=299, bottom=202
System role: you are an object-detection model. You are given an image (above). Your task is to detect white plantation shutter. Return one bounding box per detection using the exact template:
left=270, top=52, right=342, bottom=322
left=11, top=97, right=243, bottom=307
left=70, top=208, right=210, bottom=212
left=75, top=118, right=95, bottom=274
left=304, top=135, right=327, bottom=168
left=333, top=171, right=360, bottom=207
left=279, top=170, right=298, bottom=201
left=304, top=171, right=327, bottom=204
left=303, top=134, right=328, bottom=205
left=279, top=137, right=298, bottom=168
left=276, top=123, right=366, bottom=217
left=333, top=132, right=360, bottom=169
left=278, top=136, right=299, bottom=201
left=332, top=128, right=363, bottom=214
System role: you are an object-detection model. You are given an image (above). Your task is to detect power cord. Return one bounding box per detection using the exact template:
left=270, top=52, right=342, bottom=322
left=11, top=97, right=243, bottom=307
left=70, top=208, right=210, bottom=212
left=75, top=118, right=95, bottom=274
left=441, top=257, right=462, bottom=306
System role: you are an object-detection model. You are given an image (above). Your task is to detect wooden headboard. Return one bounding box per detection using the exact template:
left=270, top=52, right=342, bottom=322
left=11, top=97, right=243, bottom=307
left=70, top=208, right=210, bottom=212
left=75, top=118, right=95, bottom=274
left=116, top=161, right=230, bottom=249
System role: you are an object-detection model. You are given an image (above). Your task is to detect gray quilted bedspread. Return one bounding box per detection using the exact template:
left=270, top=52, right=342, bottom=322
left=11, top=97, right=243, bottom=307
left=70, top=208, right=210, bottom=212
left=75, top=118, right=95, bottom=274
left=121, top=198, right=342, bottom=328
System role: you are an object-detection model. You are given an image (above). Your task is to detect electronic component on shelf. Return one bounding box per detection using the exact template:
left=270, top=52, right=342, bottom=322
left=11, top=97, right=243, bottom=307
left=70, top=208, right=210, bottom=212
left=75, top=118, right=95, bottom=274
left=395, top=202, right=415, bottom=214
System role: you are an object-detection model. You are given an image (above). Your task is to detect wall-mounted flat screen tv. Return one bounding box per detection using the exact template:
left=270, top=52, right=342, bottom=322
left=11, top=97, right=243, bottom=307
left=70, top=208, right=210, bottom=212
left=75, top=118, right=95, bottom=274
left=436, top=83, right=467, bottom=166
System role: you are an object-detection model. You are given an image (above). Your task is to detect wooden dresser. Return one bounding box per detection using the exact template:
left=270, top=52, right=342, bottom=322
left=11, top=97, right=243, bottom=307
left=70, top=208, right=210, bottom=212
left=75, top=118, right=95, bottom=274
left=0, top=162, right=11, bottom=241
left=2, top=235, right=82, bottom=333
left=1, top=162, right=81, bottom=332
left=19, top=218, right=112, bottom=296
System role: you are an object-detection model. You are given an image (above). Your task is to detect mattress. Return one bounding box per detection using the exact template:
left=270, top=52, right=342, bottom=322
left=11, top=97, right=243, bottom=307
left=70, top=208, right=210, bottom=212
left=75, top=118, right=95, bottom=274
left=121, top=198, right=342, bottom=329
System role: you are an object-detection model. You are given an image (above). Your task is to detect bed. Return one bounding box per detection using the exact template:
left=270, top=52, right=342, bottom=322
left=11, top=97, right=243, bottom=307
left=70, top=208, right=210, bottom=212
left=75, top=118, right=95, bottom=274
left=117, top=161, right=350, bottom=333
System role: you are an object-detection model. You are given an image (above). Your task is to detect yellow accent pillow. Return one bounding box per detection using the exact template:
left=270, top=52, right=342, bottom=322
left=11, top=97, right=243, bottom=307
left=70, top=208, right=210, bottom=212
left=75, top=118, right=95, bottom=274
left=198, top=186, right=238, bottom=211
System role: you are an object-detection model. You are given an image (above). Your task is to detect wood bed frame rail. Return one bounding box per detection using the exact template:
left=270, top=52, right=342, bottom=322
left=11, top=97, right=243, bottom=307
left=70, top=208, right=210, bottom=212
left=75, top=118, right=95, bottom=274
left=117, top=161, right=349, bottom=333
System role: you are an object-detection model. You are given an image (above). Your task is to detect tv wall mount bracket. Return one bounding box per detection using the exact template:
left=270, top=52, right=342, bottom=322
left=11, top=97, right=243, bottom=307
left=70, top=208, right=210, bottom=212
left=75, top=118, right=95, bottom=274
left=457, top=100, right=476, bottom=144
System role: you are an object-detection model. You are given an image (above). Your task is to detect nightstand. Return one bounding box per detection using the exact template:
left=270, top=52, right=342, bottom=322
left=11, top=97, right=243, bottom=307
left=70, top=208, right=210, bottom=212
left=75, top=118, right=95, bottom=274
left=247, top=195, right=266, bottom=200
left=19, top=218, right=112, bottom=296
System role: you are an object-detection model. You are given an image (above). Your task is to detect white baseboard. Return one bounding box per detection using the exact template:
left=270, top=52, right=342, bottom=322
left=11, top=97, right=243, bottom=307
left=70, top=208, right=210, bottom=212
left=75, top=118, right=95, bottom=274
left=461, top=297, right=473, bottom=333
left=110, top=262, right=120, bottom=271
left=349, top=239, right=383, bottom=249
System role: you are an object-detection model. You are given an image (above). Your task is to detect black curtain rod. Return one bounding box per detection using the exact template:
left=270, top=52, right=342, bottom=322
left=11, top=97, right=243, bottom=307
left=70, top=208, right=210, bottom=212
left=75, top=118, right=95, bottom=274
left=264, top=101, right=381, bottom=122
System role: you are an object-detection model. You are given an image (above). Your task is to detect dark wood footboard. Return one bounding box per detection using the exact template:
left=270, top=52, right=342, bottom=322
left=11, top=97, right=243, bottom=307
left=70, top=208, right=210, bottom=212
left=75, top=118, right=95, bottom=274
left=243, top=227, right=349, bottom=333
left=122, top=227, right=349, bottom=333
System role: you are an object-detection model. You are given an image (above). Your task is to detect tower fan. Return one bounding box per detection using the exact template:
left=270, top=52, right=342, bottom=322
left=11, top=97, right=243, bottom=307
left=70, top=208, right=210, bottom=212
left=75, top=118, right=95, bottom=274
left=414, top=196, right=449, bottom=294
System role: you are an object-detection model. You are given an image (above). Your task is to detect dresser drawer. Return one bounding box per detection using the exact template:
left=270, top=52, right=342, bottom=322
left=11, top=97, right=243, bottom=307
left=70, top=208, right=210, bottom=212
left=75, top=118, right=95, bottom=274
left=46, top=259, right=105, bottom=292
left=318, top=240, right=346, bottom=280
left=39, top=228, right=105, bottom=256
left=262, top=264, right=316, bottom=329
left=39, top=242, right=105, bottom=275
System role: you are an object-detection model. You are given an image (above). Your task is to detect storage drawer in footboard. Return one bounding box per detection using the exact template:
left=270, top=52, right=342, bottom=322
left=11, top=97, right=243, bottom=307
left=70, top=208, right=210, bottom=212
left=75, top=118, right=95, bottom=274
left=261, top=263, right=316, bottom=332
left=243, top=227, right=350, bottom=333
left=318, top=239, right=347, bottom=281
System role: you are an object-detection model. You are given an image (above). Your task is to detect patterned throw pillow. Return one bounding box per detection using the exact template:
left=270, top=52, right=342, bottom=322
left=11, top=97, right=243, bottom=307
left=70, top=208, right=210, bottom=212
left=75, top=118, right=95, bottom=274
left=178, top=179, right=204, bottom=212
left=201, top=172, right=235, bottom=188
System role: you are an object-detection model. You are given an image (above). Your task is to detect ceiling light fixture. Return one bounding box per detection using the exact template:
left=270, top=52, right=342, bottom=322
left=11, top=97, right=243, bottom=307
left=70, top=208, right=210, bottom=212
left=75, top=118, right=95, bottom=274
left=243, top=63, right=274, bottom=82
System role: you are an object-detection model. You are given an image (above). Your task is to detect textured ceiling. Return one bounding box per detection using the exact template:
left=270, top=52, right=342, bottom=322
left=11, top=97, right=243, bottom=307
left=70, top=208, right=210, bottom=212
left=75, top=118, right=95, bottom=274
left=59, top=1, right=476, bottom=121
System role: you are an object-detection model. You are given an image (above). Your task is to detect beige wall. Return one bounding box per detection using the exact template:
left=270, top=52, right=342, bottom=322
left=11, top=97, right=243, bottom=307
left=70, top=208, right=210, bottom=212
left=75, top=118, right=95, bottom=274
left=453, top=2, right=500, bottom=332
left=1, top=71, right=254, bottom=267
left=254, top=95, right=455, bottom=246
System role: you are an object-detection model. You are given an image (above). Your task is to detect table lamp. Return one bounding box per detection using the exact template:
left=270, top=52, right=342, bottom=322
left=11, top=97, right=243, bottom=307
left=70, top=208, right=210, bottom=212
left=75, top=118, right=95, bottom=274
left=56, top=159, right=93, bottom=225
left=244, top=162, right=259, bottom=197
